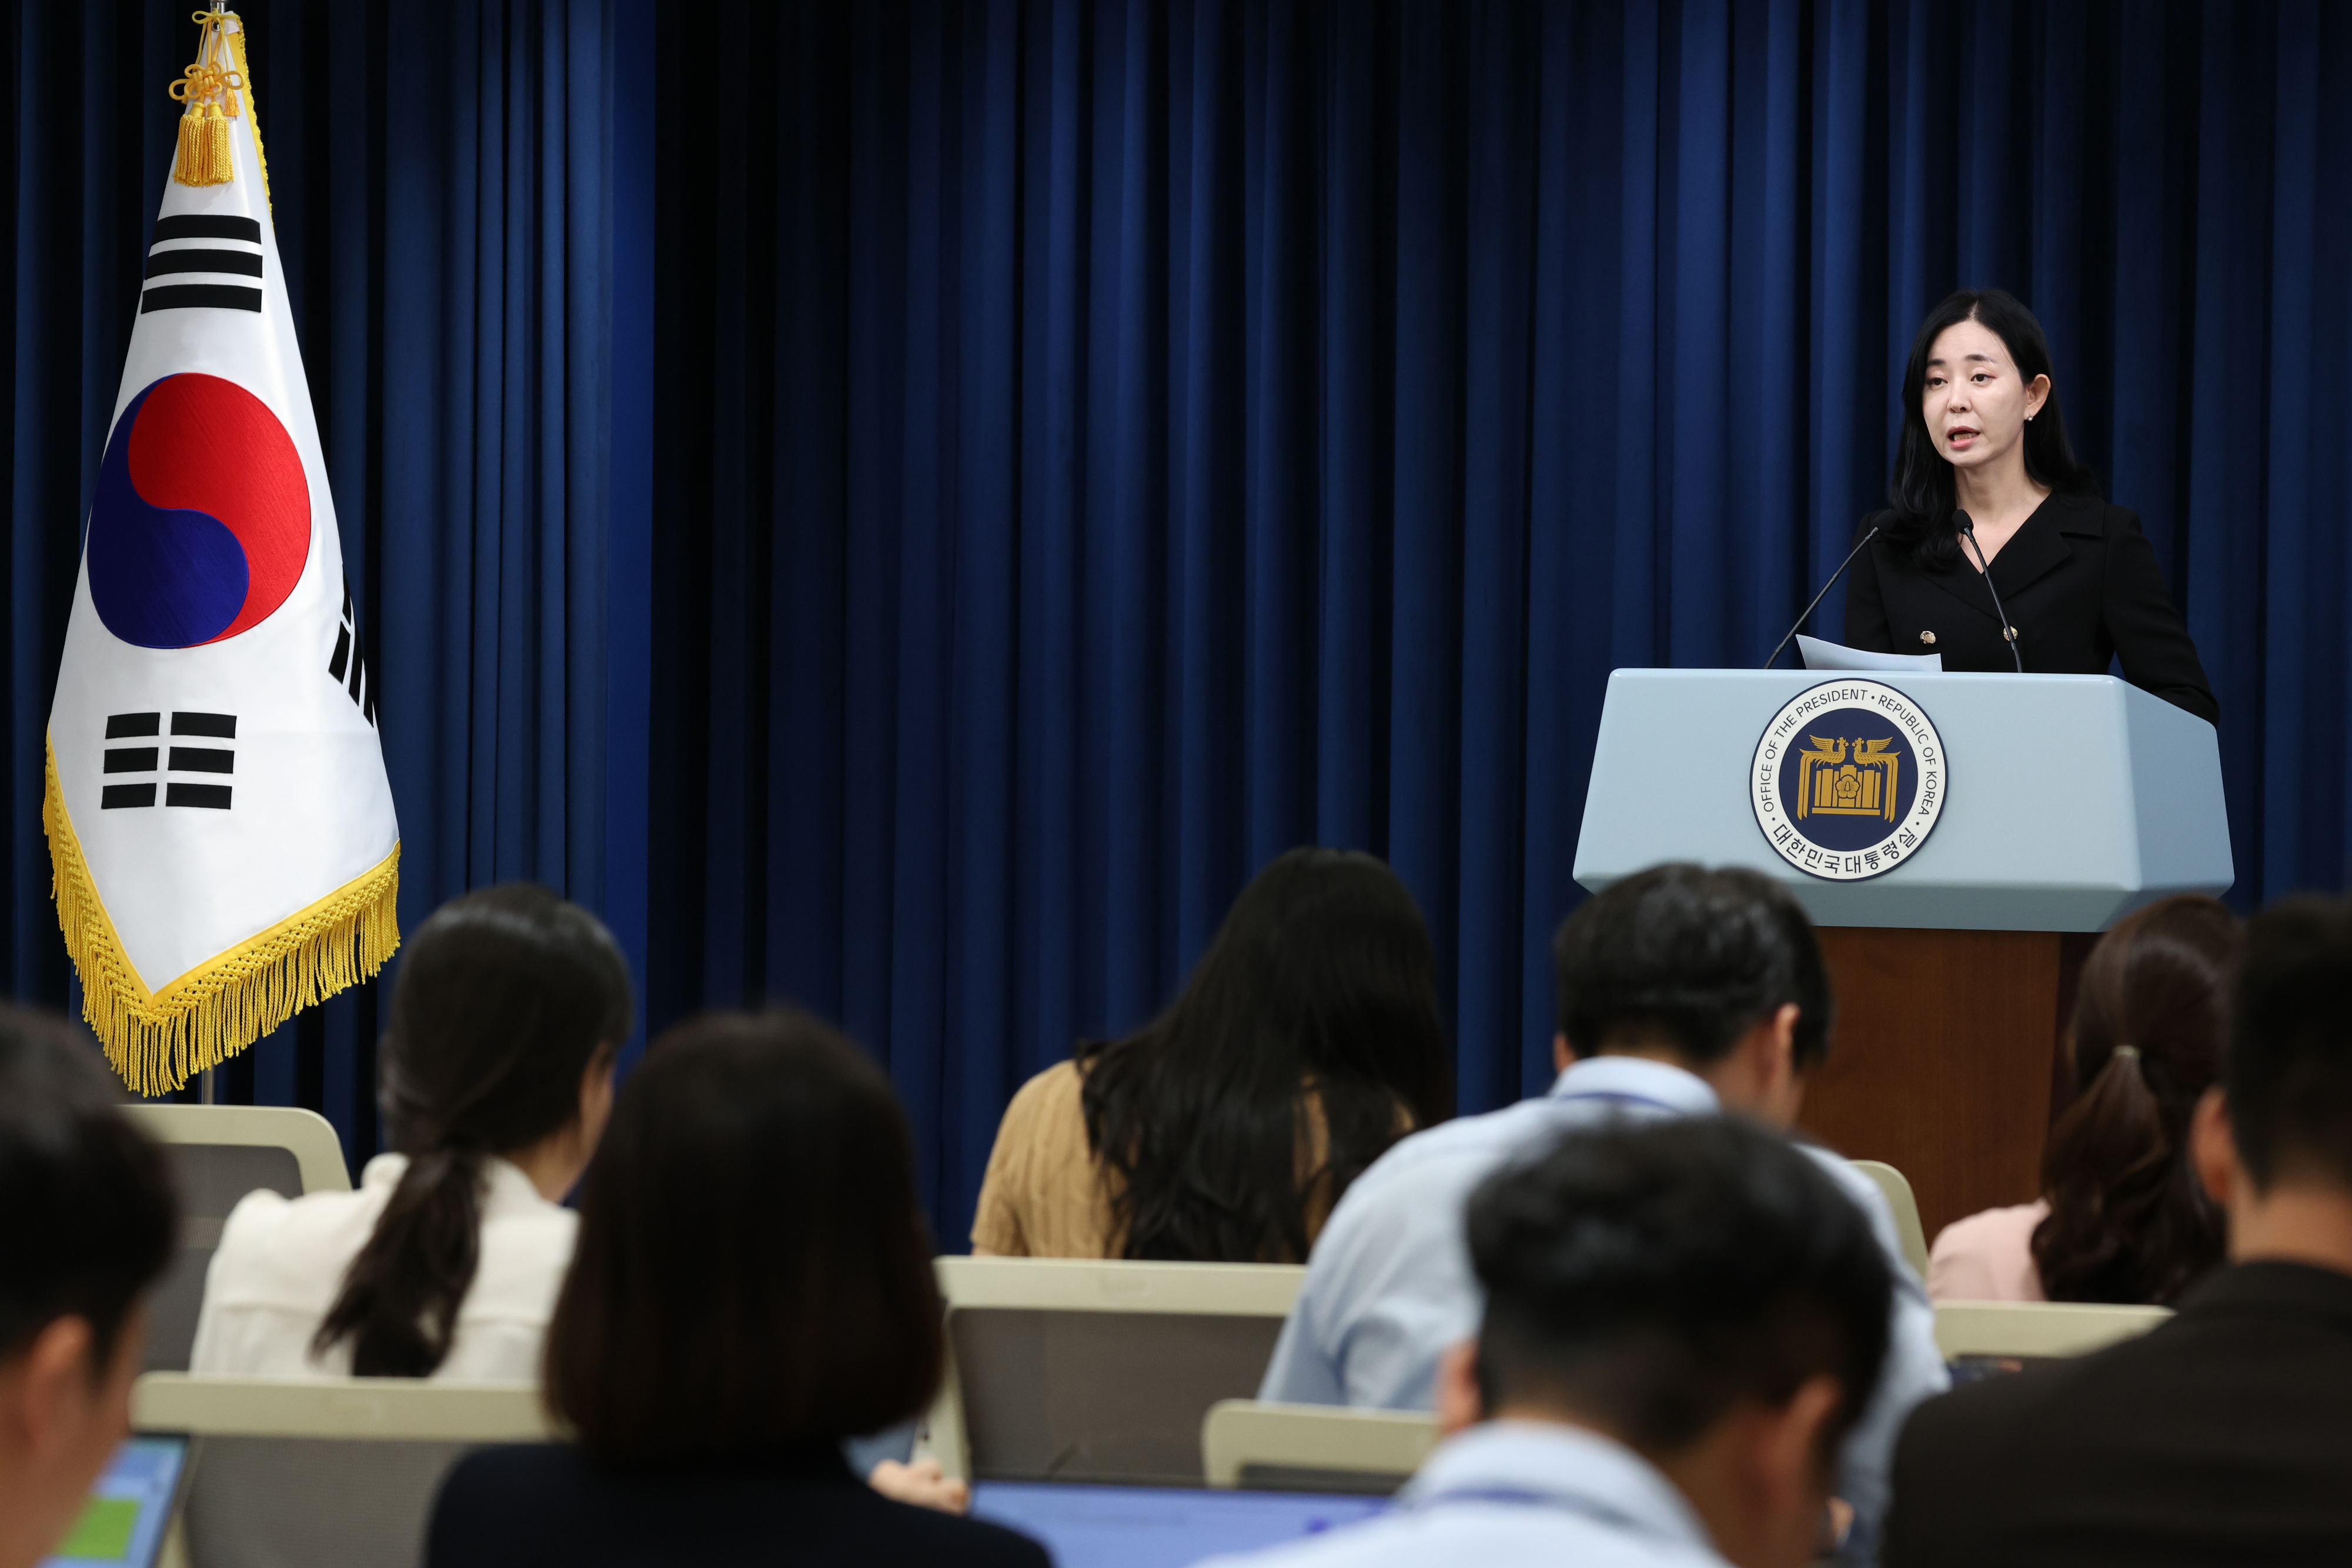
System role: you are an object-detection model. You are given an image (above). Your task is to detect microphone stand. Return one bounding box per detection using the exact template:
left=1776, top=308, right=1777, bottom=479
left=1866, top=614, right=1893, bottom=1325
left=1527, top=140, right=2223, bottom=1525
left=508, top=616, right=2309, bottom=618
left=1955, top=511, right=2024, bottom=673
left=1763, top=525, right=1881, bottom=670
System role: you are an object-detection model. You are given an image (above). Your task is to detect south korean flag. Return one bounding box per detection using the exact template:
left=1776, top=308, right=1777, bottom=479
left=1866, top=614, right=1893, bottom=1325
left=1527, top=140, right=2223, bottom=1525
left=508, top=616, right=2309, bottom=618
left=45, top=6, right=399, bottom=1094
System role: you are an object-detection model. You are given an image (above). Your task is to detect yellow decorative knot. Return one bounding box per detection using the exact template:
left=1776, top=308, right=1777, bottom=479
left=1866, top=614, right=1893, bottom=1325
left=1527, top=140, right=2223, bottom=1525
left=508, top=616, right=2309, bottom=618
left=170, top=8, right=242, bottom=186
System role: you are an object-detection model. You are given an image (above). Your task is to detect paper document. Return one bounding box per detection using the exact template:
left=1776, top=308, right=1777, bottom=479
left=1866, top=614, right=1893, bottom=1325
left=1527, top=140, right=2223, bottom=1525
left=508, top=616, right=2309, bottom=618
left=1797, top=634, right=1943, bottom=673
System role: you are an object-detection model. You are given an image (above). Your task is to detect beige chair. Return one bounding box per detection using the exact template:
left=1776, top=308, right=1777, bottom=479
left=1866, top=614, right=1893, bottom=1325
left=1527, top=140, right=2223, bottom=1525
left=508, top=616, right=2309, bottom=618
left=1933, top=1300, right=2171, bottom=1360
left=135, top=1372, right=556, bottom=1568
left=1846, top=1159, right=1930, bottom=1279
left=1201, top=1399, right=1439, bottom=1496
left=123, top=1105, right=353, bottom=1373
left=920, top=1256, right=1304, bottom=1488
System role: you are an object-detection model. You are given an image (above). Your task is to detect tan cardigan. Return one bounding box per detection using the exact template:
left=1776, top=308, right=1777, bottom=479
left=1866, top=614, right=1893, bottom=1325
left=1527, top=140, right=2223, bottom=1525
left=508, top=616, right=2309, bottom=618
left=969, top=1059, right=1363, bottom=1259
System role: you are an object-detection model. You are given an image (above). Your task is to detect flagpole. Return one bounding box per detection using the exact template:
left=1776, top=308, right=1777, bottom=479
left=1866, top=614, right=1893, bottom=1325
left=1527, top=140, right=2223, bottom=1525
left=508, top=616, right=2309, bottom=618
left=199, top=1067, right=216, bottom=1105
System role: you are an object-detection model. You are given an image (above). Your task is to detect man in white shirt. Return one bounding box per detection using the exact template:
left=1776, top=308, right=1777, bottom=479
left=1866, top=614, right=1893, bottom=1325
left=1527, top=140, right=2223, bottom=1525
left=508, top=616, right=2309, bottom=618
left=1209, top=1115, right=1892, bottom=1568
left=1259, top=864, right=1946, bottom=1564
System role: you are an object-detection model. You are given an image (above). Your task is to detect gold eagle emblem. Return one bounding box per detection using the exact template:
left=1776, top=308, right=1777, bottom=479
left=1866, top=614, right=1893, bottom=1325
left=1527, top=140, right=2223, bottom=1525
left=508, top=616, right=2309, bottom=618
left=1795, top=736, right=1901, bottom=822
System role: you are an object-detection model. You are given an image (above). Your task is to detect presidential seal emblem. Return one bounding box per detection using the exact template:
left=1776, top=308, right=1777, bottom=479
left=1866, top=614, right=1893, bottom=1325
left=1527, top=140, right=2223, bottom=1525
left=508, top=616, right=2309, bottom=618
left=1751, top=680, right=1946, bottom=882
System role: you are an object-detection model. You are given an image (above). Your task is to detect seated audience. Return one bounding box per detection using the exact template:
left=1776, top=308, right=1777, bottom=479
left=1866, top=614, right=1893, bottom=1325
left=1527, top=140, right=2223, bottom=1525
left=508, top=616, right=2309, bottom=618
left=973, top=845, right=1451, bottom=1262
left=1258, top=863, right=1945, bottom=1564
left=0, top=1005, right=175, bottom=1568
left=1928, top=895, right=2236, bottom=1303
left=426, top=1010, right=1046, bottom=1568
left=191, top=884, right=630, bottom=1379
left=1206, top=1116, right=1892, bottom=1568
left=1888, top=895, right=2352, bottom=1566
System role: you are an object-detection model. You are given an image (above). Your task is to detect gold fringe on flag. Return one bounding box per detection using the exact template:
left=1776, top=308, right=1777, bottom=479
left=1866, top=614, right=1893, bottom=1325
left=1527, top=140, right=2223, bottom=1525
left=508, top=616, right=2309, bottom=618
left=223, top=11, right=270, bottom=206
left=44, top=739, right=400, bottom=1097
left=169, top=7, right=243, bottom=188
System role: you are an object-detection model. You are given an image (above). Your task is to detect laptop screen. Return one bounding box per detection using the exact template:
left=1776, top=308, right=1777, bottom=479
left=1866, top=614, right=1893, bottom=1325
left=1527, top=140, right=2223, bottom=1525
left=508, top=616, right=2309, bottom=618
left=41, top=1435, right=189, bottom=1568
left=971, top=1480, right=1387, bottom=1568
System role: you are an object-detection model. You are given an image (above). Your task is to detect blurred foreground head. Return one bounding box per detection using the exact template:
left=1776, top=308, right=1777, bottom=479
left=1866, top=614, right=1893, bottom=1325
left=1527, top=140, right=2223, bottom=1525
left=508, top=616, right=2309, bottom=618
left=2210, top=896, right=2352, bottom=1206
left=547, top=1008, right=943, bottom=1467
left=1462, top=1116, right=1890, bottom=1568
left=0, top=1004, right=175, bottom=1568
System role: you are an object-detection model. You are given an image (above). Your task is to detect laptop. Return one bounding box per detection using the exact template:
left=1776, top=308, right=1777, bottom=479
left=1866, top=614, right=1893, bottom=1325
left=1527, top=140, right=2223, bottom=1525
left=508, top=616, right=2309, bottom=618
left=41, top=1433, right=192, bottom=1568
left=971, top=1480, right=1388, bottom=1568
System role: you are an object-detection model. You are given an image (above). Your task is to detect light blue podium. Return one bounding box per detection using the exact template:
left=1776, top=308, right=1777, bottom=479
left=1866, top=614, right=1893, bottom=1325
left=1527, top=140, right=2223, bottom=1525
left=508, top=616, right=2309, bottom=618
left=1574, top=669, right=2231, bottom=930
left=1571, top=668, right=2231, bottom=1237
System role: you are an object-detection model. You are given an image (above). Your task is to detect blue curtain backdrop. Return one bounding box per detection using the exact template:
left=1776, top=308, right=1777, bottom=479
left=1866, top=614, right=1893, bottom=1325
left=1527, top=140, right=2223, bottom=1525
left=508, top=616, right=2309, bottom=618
left=650, top=0, right=2352, bottom=1242
left=3, top=2, right=2347, bottom=1235
left=0, top=0, right=649, bottom=1165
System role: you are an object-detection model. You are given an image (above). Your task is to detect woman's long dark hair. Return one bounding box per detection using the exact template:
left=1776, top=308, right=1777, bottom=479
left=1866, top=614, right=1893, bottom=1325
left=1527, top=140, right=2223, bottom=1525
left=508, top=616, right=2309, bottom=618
left=1076, top=847, right=1452, bottom=1263
left=314, top=884, right=630, bottom=1376
left=2032, top=896, right=2238, bottom=1305
left=546, top=1011, right=944, bottom=1467
left=1886, top=288, right=2098, bottom=569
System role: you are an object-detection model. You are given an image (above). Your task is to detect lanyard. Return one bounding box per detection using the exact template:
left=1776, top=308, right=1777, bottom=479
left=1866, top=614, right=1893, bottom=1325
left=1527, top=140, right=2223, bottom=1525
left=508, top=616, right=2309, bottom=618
left=1558, top=1088, right=1687, bottom=1116
left=1405, top=1483, right=1685, bottom=1546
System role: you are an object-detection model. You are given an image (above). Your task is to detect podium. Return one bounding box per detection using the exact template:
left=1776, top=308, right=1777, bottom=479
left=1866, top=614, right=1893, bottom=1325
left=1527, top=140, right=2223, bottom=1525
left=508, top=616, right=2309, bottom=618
left=1573, top=670, right=2231, bottom=1241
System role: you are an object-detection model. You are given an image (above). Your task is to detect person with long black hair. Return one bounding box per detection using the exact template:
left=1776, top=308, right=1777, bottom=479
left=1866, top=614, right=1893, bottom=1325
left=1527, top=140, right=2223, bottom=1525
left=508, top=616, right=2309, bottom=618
left=189, top=884, right=630, bottom=1380
left=1843, top=287, right=2217, bottom=724
left=972, top=847, right=1452, bottom=1263
left=1927, top=894, right=2238, bottom=1305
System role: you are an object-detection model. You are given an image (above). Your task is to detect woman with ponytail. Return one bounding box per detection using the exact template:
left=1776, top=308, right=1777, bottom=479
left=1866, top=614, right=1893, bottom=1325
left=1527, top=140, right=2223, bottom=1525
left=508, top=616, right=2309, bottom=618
left=1927, top=895, right=2239, bottom=1304
left=190, top=884, right=630, bottom=1380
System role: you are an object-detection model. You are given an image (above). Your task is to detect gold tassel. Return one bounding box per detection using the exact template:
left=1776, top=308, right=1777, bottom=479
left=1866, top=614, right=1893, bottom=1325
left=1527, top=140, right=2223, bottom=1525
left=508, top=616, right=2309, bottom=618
left=45, top=739, right=402, bottom=1097
left=174, top=108, right=213, bottom=185
left=168, top=8, right=242, bottom=189
left=205, top=102, right=232, bottom=182
left=226, top=14, right=271, bottom=209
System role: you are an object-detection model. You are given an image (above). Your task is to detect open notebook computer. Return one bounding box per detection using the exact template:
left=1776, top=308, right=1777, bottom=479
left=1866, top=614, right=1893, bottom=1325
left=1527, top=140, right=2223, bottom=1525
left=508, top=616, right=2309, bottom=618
left=40, top=1434, right=191, bottom=1568
left=971, top=1480, right=1387, bottom=1568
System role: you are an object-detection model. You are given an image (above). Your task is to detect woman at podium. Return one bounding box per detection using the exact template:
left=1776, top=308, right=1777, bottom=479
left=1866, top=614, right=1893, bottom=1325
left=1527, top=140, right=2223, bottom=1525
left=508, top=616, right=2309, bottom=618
left=1842, top=289, right=2218, bottom=724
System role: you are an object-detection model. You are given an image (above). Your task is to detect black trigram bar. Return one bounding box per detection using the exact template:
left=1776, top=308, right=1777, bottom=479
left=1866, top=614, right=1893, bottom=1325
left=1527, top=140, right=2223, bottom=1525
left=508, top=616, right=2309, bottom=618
left=101, top=784, right=157, bottom=810
left=328, top=587, right=378, bottom=726
left=142, top=285, right=262, bottom=313
left=169, top=747, right=234, bottom=774
left=105, top=713, right=161, bottom=738
left=172, top=712, right=237, bottom=737
left=153, top=215, right=262, bottom=244
left=144, top=249, right=263, bottom=279
left=165, top=783, right=232, bottom=809
left=103, top=747, right=158, bottom=773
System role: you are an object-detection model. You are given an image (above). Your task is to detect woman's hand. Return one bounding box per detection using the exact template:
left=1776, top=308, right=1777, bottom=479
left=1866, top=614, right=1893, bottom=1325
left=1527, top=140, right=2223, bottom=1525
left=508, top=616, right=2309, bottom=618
left=868, top=1456, right=971, bottom=1514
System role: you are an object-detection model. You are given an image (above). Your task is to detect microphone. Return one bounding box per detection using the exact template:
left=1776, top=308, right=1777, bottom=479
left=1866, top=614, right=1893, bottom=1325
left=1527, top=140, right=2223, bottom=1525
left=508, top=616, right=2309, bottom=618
left=1763, top=525, right=1881, bottom=670
left=1954, top=510, right=2024, bottom=672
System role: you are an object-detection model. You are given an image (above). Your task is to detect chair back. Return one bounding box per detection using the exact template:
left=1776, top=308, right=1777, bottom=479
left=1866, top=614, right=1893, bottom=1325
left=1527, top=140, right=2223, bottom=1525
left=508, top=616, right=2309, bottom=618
left=1201, top=1399, right=1438, bottom=1496
left=923, top=1256, right=1304, bottom=1488
left=1932, top=1300, right=2171, bottom=1360
left=134, top=1372, right=554, bottom=1568
left=123, top=1106, right=353, bottom=1374
left=1846, top=1159, right=1930, bottom=1279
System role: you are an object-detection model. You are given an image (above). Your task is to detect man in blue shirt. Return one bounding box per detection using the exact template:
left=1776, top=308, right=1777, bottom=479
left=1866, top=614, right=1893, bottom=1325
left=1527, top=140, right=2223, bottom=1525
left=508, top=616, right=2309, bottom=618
left=1209, top=1115, right=1894, bottom=1568
left=1258, top=864, right=1946, bottom=1563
